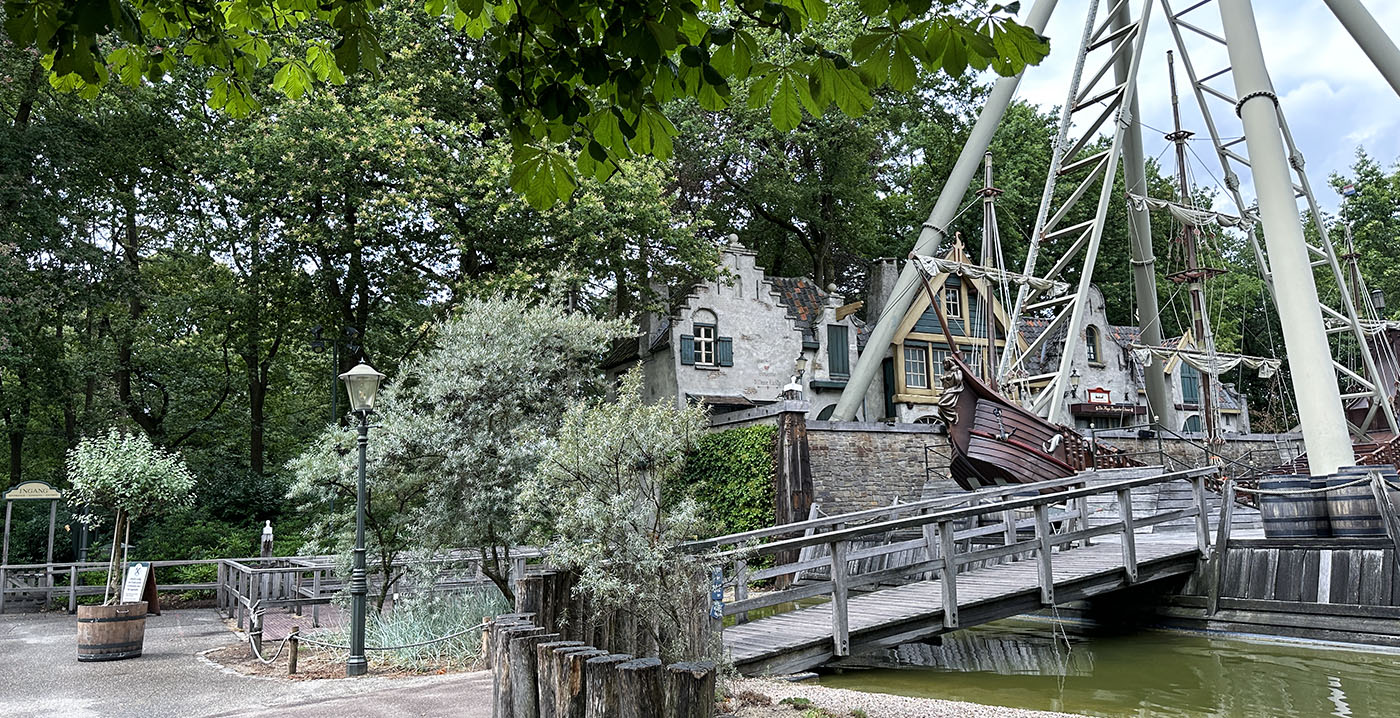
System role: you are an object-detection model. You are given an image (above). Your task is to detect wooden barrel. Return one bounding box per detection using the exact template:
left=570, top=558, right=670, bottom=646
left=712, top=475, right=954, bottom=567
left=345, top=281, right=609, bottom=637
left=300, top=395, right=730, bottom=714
left=1326, top=468, right=1386, bottom=538
left=77, top=601, right=147, bottom=662
left=1259, top=475, right=1330, bottom=538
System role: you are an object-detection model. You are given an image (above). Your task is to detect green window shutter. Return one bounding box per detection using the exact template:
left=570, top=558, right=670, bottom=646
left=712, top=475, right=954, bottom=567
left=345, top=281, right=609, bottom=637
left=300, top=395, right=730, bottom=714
left=717, top=336, right=734, bottom=367
left=680, top=335, right=695, bottom=365
left=827, top=325, right=849, bottom=376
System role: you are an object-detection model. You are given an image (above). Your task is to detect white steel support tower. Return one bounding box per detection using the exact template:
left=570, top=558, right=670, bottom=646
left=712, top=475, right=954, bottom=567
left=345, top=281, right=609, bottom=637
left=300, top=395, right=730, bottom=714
left=833, top=0, right=1400, bottom=464
left=999, top=0, right=1158, bottom=425
left=1160, top=0, right=1398, bottom=444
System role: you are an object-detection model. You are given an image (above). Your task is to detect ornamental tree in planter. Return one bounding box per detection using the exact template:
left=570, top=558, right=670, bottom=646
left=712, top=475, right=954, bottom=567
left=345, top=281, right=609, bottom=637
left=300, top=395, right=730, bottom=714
left=66, top=430, right=195, bottom=661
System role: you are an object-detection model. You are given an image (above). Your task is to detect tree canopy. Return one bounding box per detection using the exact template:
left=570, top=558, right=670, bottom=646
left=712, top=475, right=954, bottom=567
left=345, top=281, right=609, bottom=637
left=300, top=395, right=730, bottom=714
left=5, top=0, right=1048, bottom=207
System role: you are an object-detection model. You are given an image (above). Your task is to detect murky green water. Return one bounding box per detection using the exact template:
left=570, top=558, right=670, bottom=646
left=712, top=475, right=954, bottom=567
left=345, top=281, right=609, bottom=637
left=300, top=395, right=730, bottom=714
left=818, top=619, right=1400, bottom=718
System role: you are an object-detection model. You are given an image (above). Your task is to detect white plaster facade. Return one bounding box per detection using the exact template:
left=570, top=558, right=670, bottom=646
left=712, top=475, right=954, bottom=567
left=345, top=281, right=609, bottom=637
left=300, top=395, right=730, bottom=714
left=605, top=239, right=884, bottom=419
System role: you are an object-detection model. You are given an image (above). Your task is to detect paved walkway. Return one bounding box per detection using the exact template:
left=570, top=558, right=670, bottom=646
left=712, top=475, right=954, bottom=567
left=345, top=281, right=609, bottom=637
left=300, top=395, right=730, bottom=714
left=0, top=609, right=492, bottom=718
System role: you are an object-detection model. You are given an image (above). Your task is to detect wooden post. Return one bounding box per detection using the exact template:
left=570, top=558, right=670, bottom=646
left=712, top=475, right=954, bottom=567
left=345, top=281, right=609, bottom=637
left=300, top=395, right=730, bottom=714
left=288, top=626, right=300, bottom=675
left=732, top=560, right=749, bottom=625
left=1034, top=503, right=1054, bottom=606
left=829, top=540, right=850, bottom=656
left=1075, top=495, right=1093, bottom=547
left=493, top=619, right=543, bottom=718
left=216, top=562, right=225, bottom=617
left=68, top=565, right=77, bottom=614
left=1208, top=481, right=1237, bottom=616
left=510, top=630, right=558, bottom=718
left=664, top=660, right=717, bottom=718
left=1117, top=487, right=1138, bottom=584
left=535, top=640, right=585, bottom=713
left=557, top=647, right=608, bottom=718
left=617, top=657, right=664, bottom=718
left=584, top=653, right=632, bottom=718
left=312, top=569, right=322, bottom=627
left=1370, top=473, right=1400, bottom=574
left=1190, top=474, right=1211, bottom=555
left=1, top=499, right=10, bottom=614
left=45, top=500, right=56, bottom=605
left=1001, top=507, right=1017, bottom=547
left=939, top=520, right=958, bottom=628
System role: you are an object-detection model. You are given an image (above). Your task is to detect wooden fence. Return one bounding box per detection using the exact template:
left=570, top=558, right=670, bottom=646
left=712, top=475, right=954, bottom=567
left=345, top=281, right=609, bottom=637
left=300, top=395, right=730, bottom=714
left=487, top=615, right=715, bottom=718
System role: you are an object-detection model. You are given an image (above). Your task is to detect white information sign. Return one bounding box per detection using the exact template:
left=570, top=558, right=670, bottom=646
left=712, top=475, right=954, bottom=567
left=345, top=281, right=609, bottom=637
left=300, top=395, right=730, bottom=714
left=121, top=562, right=151, bottom=604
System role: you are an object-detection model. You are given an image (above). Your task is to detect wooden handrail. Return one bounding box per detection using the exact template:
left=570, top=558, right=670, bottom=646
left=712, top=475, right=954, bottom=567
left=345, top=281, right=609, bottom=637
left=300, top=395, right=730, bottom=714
left=718, top=465, right=1220, bottom=645
left=718, top=467, right=1219, bottom=558
left=683, top=476, right=1091, bottom=552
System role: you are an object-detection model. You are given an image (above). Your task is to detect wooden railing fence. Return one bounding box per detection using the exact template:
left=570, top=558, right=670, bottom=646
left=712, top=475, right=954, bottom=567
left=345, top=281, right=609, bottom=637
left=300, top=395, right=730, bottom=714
left=696, top=466, right=1219, bottom=658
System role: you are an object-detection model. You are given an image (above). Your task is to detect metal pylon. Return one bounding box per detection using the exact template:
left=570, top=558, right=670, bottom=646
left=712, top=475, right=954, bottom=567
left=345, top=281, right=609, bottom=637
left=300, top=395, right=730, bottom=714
left=1160, top=0, right=1399, bottom=437
left=1000, top=0, right=1157, bottom=425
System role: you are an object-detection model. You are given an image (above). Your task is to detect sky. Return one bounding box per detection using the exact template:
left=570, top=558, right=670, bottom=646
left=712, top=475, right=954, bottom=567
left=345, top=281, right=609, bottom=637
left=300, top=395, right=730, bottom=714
left=1010, top=0, right=1400, bottom=215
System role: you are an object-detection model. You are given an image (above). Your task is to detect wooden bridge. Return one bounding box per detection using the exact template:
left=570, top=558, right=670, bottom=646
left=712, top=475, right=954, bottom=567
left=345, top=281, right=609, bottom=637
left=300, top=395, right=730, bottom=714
left=694, top=466, right=1219, bottom=675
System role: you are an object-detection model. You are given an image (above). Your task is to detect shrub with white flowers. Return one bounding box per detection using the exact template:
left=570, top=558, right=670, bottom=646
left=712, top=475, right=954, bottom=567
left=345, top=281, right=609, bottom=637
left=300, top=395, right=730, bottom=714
left=66, top=429, right=197, bottom=604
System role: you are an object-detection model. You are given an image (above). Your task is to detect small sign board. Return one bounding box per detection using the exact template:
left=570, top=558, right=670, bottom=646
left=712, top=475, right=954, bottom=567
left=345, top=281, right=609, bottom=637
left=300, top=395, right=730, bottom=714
left=1087, top=387, right=1113, bottom=405
left=3, top=480, right=61, bottom=501
left=120, top=562, right=160, bottom=614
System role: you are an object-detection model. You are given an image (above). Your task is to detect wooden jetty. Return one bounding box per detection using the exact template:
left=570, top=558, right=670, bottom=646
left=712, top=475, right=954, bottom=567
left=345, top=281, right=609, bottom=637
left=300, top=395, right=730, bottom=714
left=696, top=467, right=1218, bottom=675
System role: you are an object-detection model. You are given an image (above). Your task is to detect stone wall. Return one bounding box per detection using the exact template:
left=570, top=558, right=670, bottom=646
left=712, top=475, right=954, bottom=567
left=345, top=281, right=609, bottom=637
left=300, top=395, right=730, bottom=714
left=799, top=422, right=1305, bottom=517
left=805, top=421, right=952, bottom=516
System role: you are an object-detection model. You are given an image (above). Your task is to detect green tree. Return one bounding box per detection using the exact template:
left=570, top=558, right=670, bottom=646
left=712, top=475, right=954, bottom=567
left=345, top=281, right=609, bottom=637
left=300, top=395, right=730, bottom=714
left=7, top=0, right=1048, bottom=207
left=517, top=370, right=714, bottom=661
left=288, top=297, right=631, bottom=605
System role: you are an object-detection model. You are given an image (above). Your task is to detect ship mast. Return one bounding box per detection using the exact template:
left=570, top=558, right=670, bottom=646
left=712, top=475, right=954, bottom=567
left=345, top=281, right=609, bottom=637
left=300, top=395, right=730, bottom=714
left=977, top=152, right=1004, bottom=384
left=1166, top=50, right=1224, bottom=443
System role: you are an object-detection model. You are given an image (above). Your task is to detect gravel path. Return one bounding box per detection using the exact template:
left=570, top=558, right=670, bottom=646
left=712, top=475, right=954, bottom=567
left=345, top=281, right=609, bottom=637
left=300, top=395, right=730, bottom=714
left=729, top=678, right=1087, bottom=718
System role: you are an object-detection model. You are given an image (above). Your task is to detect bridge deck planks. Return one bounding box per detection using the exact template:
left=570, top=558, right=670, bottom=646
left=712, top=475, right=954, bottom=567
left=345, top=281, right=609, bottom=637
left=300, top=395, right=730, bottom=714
left=724, top=541, right=1197, bottom=670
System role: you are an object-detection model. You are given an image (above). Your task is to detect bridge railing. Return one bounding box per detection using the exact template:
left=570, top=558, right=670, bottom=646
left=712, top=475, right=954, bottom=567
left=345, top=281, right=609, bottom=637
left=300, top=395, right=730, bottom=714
left=698, top=466, right=1219, bottom=657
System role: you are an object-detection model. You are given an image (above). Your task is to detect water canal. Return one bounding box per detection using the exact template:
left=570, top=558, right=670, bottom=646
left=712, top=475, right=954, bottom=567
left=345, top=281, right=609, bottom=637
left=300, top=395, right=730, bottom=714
left=817, top=618, right=1400, bottom=718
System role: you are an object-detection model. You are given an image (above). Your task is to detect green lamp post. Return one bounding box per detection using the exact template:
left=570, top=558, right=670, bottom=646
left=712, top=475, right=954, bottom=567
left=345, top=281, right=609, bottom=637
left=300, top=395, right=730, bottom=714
left=337, top=360, right=385, bottom=677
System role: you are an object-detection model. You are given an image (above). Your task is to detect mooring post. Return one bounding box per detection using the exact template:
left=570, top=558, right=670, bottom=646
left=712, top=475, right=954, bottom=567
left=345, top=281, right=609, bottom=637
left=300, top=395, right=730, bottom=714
left=1208, top=481, right=1237, bottom=616
left=288, top=626, right=300, bottom=675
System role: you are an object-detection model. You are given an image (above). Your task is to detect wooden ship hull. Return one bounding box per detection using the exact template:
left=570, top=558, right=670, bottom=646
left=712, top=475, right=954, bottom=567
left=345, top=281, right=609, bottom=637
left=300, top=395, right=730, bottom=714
left=940, top=355, right=1079, bottom=491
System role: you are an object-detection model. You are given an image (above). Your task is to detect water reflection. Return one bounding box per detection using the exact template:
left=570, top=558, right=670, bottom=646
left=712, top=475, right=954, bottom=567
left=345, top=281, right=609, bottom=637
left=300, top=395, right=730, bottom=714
left=819, top=619, right=1400, bottom=718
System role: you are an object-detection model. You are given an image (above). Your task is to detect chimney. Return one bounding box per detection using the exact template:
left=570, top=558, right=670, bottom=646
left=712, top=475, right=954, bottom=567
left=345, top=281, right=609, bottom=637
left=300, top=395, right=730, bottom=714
left=866, top=258, right=900, bottom=321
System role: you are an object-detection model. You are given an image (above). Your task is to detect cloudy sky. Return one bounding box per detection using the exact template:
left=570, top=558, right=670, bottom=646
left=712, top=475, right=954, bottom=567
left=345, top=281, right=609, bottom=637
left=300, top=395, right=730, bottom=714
left=1010, top=0, right=1400, bottom=214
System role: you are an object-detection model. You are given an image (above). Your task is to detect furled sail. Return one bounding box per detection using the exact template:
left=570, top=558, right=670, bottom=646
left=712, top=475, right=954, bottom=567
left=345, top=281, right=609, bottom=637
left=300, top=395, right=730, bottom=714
left=1126, top=194, right=1258, bottom=232
left=911, top=255, right=1071, bottom=296
left=1131, top=344, right=1281, bottom=379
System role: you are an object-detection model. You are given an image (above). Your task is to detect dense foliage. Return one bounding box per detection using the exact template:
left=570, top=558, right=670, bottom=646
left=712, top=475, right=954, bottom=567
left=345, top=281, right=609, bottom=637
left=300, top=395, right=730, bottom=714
left=288, top=297, right=631, bottom=605
left=4, top=0, right=1048, bottom=207
left=681, top=424, right=776, bottom=535
left=518, top=370, right=715, bottom=661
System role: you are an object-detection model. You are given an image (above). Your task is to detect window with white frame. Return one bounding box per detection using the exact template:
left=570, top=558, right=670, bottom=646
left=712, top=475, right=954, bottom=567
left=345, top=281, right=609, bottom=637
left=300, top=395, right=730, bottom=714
left=944, top=286, right=962, bottom=318
left=904, top=344, right=929, bottom=389
left=693, top=323, right=716, bottom=366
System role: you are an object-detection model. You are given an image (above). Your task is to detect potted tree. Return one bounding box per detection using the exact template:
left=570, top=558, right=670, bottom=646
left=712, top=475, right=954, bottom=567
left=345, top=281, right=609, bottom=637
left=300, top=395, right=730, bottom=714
left=66, top=429, right=195, bottom=661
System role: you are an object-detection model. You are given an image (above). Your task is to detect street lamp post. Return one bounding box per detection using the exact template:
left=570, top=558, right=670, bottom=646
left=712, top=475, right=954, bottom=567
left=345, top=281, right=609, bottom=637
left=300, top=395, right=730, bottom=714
left=337, top=360, right=385, bottom=678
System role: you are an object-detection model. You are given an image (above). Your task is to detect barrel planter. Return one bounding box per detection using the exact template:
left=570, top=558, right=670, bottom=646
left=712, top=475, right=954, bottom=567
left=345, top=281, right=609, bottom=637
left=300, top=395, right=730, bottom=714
left=1325, top=467, right=1389, bottom=538
left=1259, top=475, right=1330, bottom=539
left=77, top=601, right=147, bottom=662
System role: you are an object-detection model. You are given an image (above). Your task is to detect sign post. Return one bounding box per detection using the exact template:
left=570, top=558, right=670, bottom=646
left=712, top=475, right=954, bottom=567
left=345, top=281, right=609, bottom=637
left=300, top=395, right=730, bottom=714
left=120, top=561, right=160, bottom=615
left=1, top=481, right=64, bottom=615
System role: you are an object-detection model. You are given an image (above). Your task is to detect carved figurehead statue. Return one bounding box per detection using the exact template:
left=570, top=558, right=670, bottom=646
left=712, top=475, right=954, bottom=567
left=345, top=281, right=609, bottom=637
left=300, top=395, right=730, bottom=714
left=936, top=357, right=964, bottom=427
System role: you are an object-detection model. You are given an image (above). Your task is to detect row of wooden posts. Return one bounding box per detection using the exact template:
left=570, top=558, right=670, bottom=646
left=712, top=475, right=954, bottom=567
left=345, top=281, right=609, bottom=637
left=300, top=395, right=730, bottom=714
left=486, top=616, right=715, bottom=718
